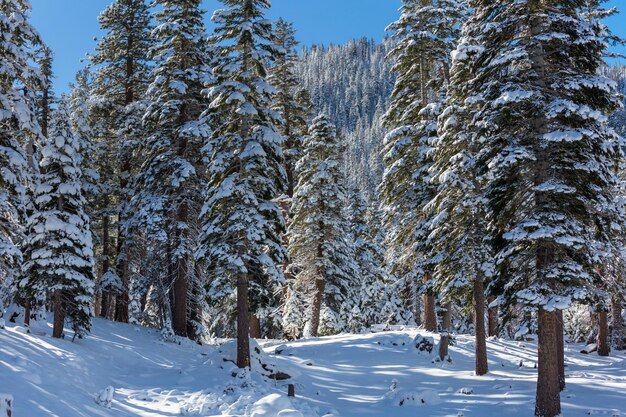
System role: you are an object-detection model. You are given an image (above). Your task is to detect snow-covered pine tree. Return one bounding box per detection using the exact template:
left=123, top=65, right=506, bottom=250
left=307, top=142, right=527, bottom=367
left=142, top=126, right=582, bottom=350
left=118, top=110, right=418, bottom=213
left=136, top=0, right=211, bottom=339
left=380, top=0, right=465, bottom=332
left=90, top=0, right=153, bottom=323
left=287, top=115, right=357, bottom=337
left=346, top=186, right=386, bottom=329
left=270, top=18, right=312, bottom=199
left=459, top=1, right=623, bottom=415
left=0, top=0, right=44, bottom=317
left=198, top=0, right=286, bottom=367
left=22, top=101, right=95, bottom=339
left=430, top=52, right=492, bottom=374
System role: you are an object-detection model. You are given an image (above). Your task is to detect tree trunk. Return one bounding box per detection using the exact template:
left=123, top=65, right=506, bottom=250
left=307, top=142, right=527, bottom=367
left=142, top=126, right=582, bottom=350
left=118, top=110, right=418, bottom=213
left=473, top=273, right=488, bottom=376
left=423, top=273, right=437, bottom=332
left=611, top=296, right=623, bottom=350
left=250, top=314, right=261, bottom=339
left=52, top=290, right=65, bottom=339
left=535, top=308, right=561, bottom=417
left=487, top=295, right=498, bottom=337
left=556, top=309, right=565, bottom=391
left=597, top=311, right=610, bottom=357
left=171, top=203, right=189, bottom=337
left=438, top=301, right=452, bottom=361
left=23, top=301, right=31, bottom=327
left=236, top=273, right=251, bottom=369
left=310, top=278, right=325, bottom=337
left=100, top=203, right=111, bottom=318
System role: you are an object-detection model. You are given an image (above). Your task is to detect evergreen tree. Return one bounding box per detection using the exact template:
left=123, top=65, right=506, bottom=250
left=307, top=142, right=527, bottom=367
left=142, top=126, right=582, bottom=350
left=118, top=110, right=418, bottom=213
left=135, top=0, right=210, bottom=338
left=380, top=0, right=465, bottom=332
left=459, top=1, right=622, bottom=415
left=286, top=115, right=357, bottom=337
left=90, top=0, right=153, bottom=323
left=346, top=186, right=386, bottom=329
left=198, top=0, right=286, bottom=368
left=270, top=18, right=312, bottom=198
left=22, top=101, right=96, bottom=339
left=0, top=0, right=44, bottom=316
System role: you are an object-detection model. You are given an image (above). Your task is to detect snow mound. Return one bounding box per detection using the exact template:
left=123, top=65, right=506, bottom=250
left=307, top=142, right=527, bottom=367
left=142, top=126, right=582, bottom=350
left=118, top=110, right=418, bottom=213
left=374, top=333, right=414, bottom=348
left=249, top=394, right=303, bottom=417
left=209, top=339, right=291, bottom=380
left=383, top=379, right=441, bottom=407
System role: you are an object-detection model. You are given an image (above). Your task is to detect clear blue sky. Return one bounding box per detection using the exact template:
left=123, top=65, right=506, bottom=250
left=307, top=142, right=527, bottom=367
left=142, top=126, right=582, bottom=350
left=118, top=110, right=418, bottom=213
left=29, top=0, right=625, bottom=95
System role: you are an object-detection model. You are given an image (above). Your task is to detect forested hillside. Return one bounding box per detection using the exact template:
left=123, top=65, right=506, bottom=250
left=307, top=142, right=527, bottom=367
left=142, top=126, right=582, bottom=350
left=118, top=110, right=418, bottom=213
left=296, top=39, right=395, bottom=198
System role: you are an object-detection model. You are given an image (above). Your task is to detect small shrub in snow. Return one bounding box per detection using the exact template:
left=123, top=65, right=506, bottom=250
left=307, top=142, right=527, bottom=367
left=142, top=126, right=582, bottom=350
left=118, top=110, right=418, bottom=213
left=384, top=380, right=441, bottom=407
left=413, top=335, right=434, bottom=354
left=95, top=386, right=114, bottom=408
left=0, top=394, right=12, bottom=417
left=457, top=387, right=474, bottom=395
left=0, top=319, right=4, bottom=330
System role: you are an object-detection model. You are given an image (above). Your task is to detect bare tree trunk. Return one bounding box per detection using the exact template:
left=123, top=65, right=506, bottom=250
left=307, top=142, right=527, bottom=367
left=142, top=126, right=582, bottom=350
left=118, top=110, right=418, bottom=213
left=423, top=273, right=437, bottom=332
left=473, top=273, right=488, bottom=376
left=438, top=301, right=452, bottom=361
left=536, top=308, right=561, bottom=417
left=250, top=314, right=261, bottom=339
left=597, top=311, right=610, bottom=357
left=487, top=295, right=498, bottom=337
left=23, top=301, right=31, bottom=327
left=310, top=278, right=325, bottom=337
left=556, top=309, right=565, bottom=391
left=52, top=290, right=65, bottom=339
left=611, top=296, right=623, bottom=350
left=171, top=203, right=189, bottom=337
left=237, top=273, right=251, bottom=369
left=100, top=201, right=111, bottom=318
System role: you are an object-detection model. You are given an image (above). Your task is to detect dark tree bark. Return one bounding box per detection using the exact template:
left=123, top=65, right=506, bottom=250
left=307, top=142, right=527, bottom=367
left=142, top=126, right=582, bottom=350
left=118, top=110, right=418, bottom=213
left=611, top=296, right=623, bottom=350
left=536, top=308, right=561, bottom=417
left=473, top=273, right=488, bottom=376
left=100, top=203, right=112, bottom=318
left=250, top=314, right=261, bottom=339
left=171, top=203, right=189, bottom=337
left=310, top=278, right=325, bottom=337
left=487, top=295, right=498, bottom=337
left=438, top=301, right=452, bottom=361
left=52, top=290, right=65, bottom=339
left=423, top=273, right=437, bottom=332
left=597, top=311, right=610, bottom=357
left=556, top=309, right=565, bottom=391
left=236, top=273, right=251, bottom=368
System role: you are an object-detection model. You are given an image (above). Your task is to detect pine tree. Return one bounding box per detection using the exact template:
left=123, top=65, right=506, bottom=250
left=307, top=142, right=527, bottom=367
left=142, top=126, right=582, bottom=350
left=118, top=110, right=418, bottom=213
left=459, top=1, right=623, bottom=415
left=287, top=115, right=357, bottom=337
left=270, top=18, right=312, bottom=198
left=136, top=0, right=210, bottom=338
left=346, top=186, right=387, bottom=329
left=198, top=0, right=286, bottom=368
left=0, top=0, right=44, bottom=316
left=380, top=0, right=465, bottom=332
left=90, top=0, right=153, bottom=323
left=22, top=101, right=96, bottom=339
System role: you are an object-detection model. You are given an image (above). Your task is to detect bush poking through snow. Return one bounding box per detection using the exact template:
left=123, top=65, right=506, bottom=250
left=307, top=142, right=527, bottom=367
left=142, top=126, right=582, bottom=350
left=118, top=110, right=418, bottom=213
left=413, top=335, right=434, bottom=354
left=384, top=379, right=441, bottom=407
left=457, top=387, right=474, bottom=395
left=0, top=395, right=12, bottom=417
left=0, top=319, right=5, bottom=330
left=95, top=386, right=114, bottom=408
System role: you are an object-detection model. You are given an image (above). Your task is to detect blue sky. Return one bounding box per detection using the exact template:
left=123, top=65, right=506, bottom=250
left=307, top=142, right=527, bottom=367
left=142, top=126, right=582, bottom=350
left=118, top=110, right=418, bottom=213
left=30, top=0, right=625, bottom=94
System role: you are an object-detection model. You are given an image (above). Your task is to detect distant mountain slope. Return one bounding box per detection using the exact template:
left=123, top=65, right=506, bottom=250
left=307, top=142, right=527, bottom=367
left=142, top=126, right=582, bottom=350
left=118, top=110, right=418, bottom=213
left=296, top=38, right=395, bottom=199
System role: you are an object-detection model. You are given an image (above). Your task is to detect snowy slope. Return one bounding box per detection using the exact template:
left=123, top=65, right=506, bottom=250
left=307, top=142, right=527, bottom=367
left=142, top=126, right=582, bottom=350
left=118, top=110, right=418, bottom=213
left=0, top=318, right=314, bottom=417
left=1, top=319, right=626, bottom=416
left=261, top=331, right=626, bottom=417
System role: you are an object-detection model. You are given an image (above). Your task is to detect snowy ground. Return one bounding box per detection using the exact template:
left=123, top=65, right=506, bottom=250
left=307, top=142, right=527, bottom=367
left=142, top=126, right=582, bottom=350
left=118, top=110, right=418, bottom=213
left=1, top=318, right=625, bottom=417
